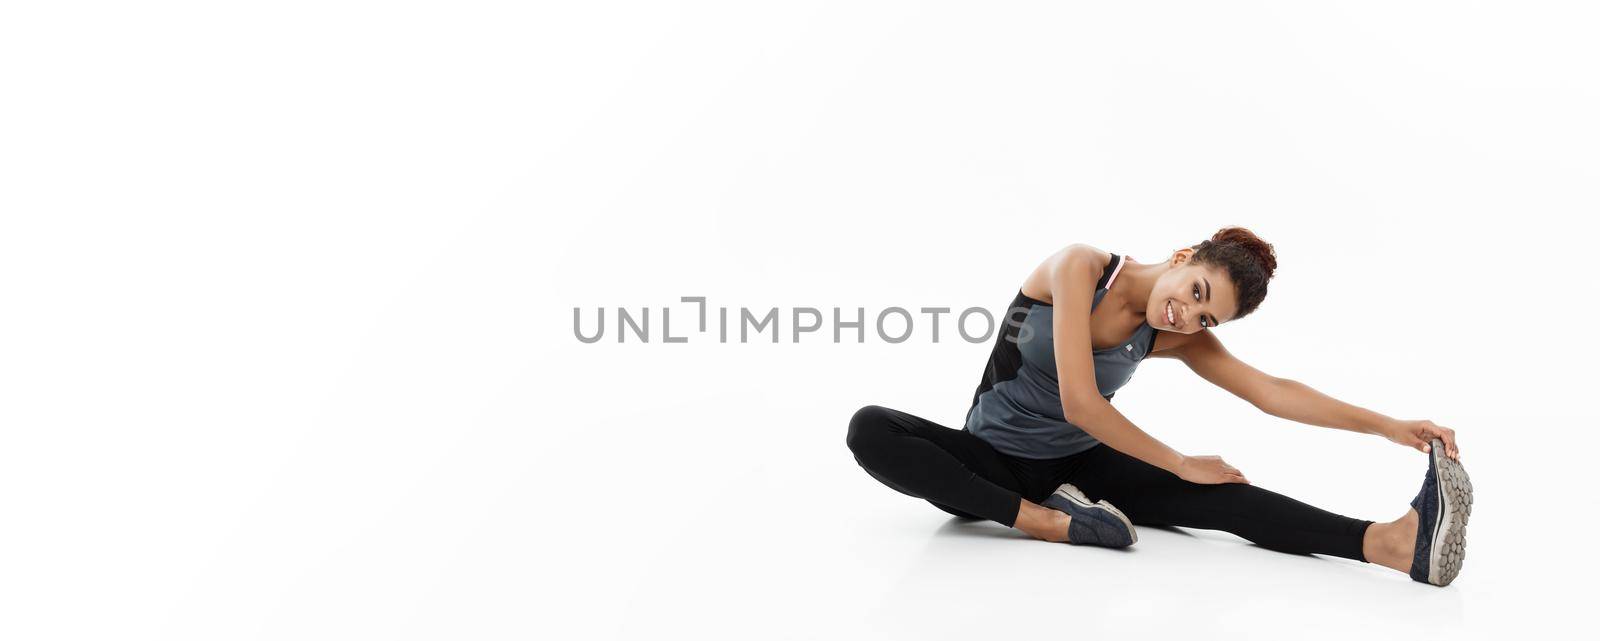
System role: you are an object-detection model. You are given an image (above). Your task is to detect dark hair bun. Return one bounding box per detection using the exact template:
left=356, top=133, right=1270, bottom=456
left=1209, top=226, right=1277, bottom=280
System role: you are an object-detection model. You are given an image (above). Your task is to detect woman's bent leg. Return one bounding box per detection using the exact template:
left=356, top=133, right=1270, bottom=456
left=845, top=404, right=1025, bottom=526
left=1066, top=445, right=1374, bottom=561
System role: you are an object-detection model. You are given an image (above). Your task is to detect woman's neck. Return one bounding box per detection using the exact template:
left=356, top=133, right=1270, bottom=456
left=1110, top=256, right=1165, bottom=318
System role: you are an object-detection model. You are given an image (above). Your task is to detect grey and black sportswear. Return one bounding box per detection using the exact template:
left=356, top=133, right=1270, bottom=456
left=966, top=253, right=1157, bottom=459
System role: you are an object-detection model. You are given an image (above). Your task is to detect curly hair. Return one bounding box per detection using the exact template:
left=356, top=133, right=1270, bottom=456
left=1189, top=226, right=1278, bottom=322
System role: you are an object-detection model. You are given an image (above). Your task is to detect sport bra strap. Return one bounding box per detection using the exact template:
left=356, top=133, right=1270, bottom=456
left=1096, top=253, right=1129, bottom=291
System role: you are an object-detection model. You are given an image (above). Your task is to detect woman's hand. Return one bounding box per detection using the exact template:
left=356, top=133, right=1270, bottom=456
left=1381, top=419, right=1461, bottom=460
left=1174, top=455, right=1250, bottom=485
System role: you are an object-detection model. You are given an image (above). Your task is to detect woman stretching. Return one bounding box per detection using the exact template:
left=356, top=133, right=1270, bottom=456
left=845, top=227, right=1473, bottom=586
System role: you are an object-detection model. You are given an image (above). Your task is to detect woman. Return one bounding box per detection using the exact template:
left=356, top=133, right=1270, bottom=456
left=845, top=227, right=1473, bottom=586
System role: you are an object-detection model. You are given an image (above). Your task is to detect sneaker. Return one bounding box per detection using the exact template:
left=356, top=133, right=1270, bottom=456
left=1409, top=438, right=1474, bottom=586
left=1040, top=483, right=1137, bottom=548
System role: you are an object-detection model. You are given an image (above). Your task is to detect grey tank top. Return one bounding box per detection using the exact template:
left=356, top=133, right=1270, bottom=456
left=964, top=253, right=1158, bottom=459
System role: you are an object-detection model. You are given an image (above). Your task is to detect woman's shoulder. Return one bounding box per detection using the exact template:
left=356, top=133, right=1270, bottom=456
left=1020, top=243, right=1114, bottom=303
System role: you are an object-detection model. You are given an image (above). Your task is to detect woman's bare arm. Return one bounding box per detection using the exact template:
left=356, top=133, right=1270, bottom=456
left=1171, top=327, right=1463, bottom=460
left=1262, top=378, right=1462, bottom=459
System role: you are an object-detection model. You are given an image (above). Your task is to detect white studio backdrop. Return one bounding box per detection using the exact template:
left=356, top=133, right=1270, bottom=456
left=2, top=2, right=1596, bottom=640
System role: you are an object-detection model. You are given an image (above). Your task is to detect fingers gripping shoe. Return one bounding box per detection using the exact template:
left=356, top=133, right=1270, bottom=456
left=1409, top=438, right=1474, bottom=586
left=1040, top=483, right=1137, bottom=548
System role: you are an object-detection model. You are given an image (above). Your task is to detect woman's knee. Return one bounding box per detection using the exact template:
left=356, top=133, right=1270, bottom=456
left=846, top=404, right=893, bottom=456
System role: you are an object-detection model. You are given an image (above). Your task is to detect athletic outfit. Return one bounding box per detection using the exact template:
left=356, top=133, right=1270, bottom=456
left=965, top=252, right=1157, bottom=459
left=847, top=253, right=1375, bottom=561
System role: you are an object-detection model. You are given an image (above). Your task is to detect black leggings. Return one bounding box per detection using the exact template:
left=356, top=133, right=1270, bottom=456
left=846, top=405, right=1373, bottom=562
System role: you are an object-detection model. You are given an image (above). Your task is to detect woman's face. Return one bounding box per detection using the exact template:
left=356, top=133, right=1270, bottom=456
left=1145, top=250, right=1239, bottom=333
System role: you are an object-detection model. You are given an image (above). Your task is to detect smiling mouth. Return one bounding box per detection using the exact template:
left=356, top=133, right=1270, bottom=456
left=1165, top=300, right=1177, bottom=328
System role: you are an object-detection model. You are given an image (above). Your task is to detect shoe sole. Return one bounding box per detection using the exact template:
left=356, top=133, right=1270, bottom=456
left=1428, top=439, right=1474, bottom=586
left=1055, top=483, right=1138, bottom=545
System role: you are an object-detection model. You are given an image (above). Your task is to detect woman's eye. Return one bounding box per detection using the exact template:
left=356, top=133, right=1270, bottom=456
left=1192, top=284, right=1210, bottom=327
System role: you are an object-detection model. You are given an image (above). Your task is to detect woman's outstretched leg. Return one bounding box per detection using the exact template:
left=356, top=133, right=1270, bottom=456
left=845, top=404, right=1075, bottom=542
left=1063, top=442, right=1472, bottom=582
left=1064, top=444, right=1375, bottom=561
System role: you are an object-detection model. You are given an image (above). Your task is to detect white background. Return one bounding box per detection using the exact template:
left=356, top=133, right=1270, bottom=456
left=3, top=2, right=1597, bottom=639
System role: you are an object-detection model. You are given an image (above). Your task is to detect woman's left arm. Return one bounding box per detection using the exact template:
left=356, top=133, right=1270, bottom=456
left=1163, top=329, right=1462, bottom=460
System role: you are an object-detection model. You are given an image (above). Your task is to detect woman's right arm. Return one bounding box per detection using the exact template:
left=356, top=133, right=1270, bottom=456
left=1046, top=245, right=1249, bottom=485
